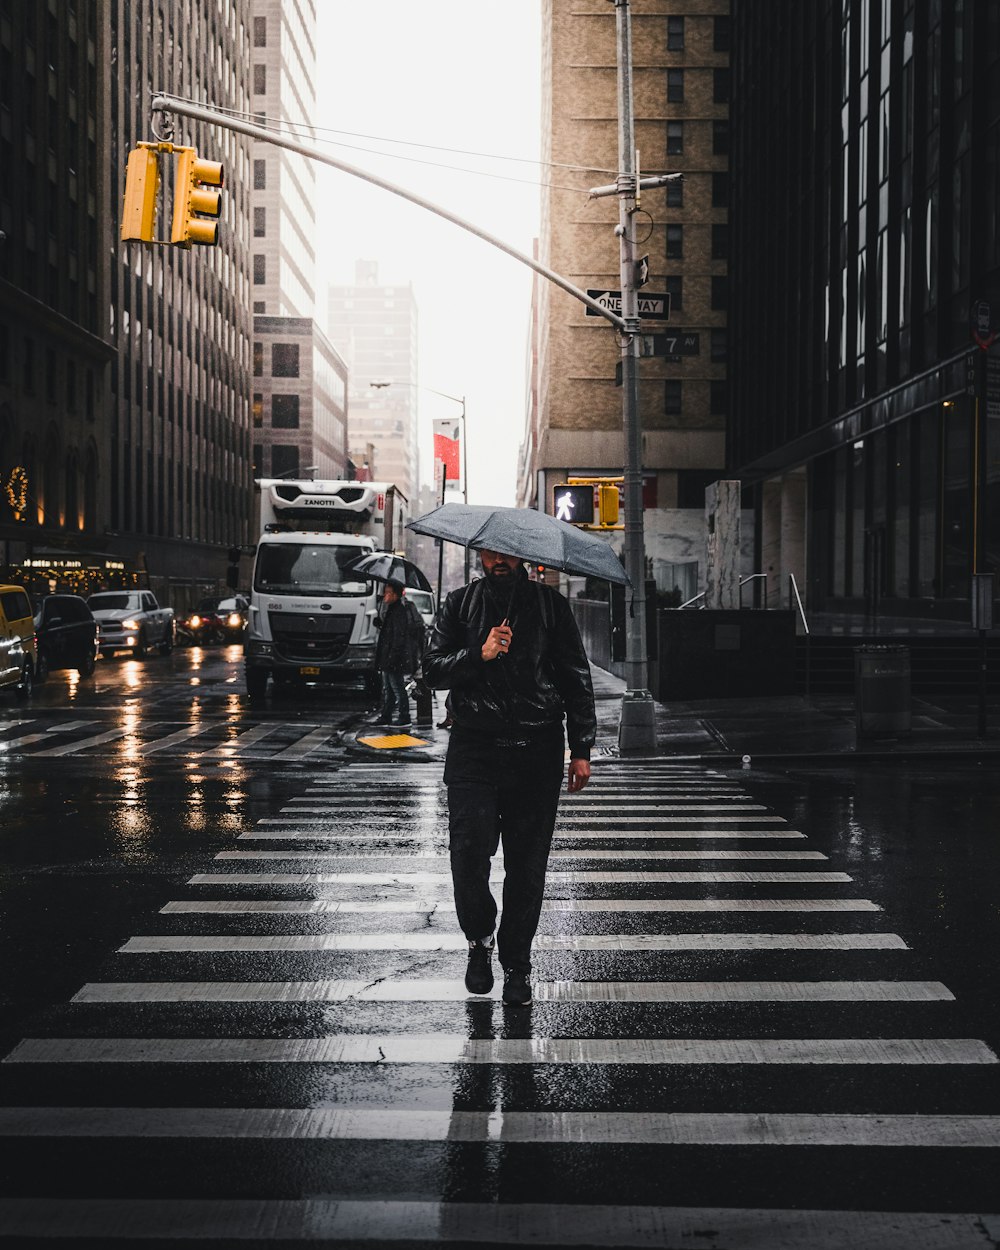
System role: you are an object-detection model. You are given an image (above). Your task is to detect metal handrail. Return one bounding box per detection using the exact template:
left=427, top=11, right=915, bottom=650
left=679, top=574, right=768, bottom=611
left=789, top=573, right=809, bottom=635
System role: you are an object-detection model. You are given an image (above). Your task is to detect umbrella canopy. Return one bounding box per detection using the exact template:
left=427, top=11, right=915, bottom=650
left=347, top=552, right=432, bottom=592
left=406, top=503, right=629, bottom=585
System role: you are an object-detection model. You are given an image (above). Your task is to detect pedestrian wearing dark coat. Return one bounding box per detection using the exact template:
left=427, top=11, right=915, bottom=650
left=423, top=550, right=596, bottom=1005
left=374, top=579, right=425, bottom=727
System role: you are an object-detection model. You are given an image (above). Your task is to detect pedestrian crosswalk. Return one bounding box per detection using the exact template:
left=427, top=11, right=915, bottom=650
left=0, top=715, right=340, bottom=759
left=2, top=755, right=998, bottom=1245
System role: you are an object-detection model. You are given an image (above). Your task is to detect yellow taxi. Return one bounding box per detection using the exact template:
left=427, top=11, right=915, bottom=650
left=0, top=584, right=38, bottom=698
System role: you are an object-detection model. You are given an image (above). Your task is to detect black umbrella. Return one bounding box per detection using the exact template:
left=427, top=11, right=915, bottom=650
left=347, top=552, right=432, bottom=592
left=406, top=503, right=628, bottom=585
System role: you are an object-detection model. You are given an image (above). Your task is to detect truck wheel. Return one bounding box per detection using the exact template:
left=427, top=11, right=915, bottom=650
left=35, top=653, right=49, bottom=684
left=78, top=649, right=96, bottom=678
left=158, top=632, right=173, bottom=656
left=134, top=631, right=149, bottom=660
left=246, top=669, right=268, bottom=704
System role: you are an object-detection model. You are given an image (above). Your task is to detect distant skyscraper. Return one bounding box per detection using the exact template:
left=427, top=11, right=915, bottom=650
left=328, top=261, right=420, bottom=505
left=250, top=0, right=347, bottom=481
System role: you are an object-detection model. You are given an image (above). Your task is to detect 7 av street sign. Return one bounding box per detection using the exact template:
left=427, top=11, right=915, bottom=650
left=586, top=290, right=670, bottom=320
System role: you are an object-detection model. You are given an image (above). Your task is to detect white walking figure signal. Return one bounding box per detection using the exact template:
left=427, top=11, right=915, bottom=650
left=555, top=492, right=575, bottom=522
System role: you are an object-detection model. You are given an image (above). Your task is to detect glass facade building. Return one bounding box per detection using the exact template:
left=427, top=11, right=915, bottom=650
left=730, top=0, right=1000, bottom=627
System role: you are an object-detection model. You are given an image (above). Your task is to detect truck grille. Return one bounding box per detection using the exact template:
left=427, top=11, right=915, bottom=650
left=268, top=612, right=355, bottom=663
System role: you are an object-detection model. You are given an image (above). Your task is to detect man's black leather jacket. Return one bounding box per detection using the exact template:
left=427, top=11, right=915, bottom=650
left=423, top=571, right=597, bottom=760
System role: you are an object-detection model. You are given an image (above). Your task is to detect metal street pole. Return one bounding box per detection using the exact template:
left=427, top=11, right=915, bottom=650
left=613, top=0, right=657, bottom=753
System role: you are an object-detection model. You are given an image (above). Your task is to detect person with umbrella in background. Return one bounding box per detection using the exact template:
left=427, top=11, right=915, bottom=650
left=423, top=548, right=597, bottom=1006
left=373, top=578, right=425, bottom=729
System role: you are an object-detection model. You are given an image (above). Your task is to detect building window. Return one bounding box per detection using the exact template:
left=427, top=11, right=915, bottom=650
left=252, top=392, right=263, bottom=428
left=271, top=394, right=300, bottom=428
left=271, top=343, right=300, bottom=377
left=711, top=223, right=729, bottom=259
left=710, top=380, right=728, bottom=414
left=253, top=159, right=266, bottom=190
left=253, top=207, right=266, bottom=236
left=713, top=120, right=730, bottom=154
left=253, top=301, right=266, bottom=313
left=271, top=444, right=299, bottom=478
left=714, top=68, right=730, bottom=103
left=253, top=341, right=263, bottom=377
left=665, top=275, right=683, bottom=312
left=667, top=69, right=684, bottom=104
left=253, top=16, right=266, bottom=46
left=714, top=15, right=731, bottom=52
left=711, top=275, right=728, bottom=309
left=666, top=224, right=683, bottom=259
left=712, top=172, right=729, bottom=207
left=23, top=336, right=34, bottom=392
left=667, top=121, right=684, bottom=155
left=253, top=63, right=266, bottom=94
left=667, top=15, right=684, bottom=50
left=253, top=254, right=265, bottom=285
left=0, top=324, right=8, bottom=381
left=46, top=348, right=57, bottom=403
left=666, top=178, right=683, bottom=208
left=710, top=328, right=727, bottom=361
left=66, top=359, right=76, bottom=409
left=664, top=379, right=683, bottom=415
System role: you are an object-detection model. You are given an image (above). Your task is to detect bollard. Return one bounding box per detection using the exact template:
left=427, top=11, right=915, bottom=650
left=855, top=644, right=911, bottom=739
left=414, top=678, right=434, bottom=726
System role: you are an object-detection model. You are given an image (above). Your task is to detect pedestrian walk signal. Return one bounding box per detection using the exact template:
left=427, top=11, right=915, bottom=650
left=171, top=149, right=224, bottom=246
left=553, top=484, right=594, bottom=525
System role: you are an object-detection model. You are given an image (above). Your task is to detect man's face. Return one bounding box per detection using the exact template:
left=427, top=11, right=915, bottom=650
left=383, top=585, right=400, bottom=606
left=480, top=550, right=521, bottom=581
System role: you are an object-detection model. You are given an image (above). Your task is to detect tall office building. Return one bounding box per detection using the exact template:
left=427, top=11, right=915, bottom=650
left=250, top=0, right=347, bottom=482
left=106, top=1, right=254, bottom=596
left=0, top=0, right=114, bottom=588
left=521, top=0, right=731, bottom=596
left=328, top=260, right=420, bottom=505
left=729, top=0, right=1000, bottom=627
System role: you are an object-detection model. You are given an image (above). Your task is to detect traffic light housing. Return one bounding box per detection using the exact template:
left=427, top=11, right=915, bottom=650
left=171, top=149, right=224, bottom=246
left=553, top=484, right=595, bottom=525
left=598, top=483, right=620, bottom=527
left=120, top=146, right=160, bottom=242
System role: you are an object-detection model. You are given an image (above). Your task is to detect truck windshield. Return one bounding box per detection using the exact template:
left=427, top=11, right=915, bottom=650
left=254, top=543, right=372, bottom=596
left=88, top=593, right=138, bottom=611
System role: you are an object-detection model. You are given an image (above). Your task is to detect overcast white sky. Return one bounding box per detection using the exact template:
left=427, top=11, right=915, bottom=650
left=314, top=2, right=543, bottom=506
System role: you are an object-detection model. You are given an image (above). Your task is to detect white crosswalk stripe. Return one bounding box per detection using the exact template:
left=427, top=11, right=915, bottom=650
left=6, top=747, right=996, bottom=1245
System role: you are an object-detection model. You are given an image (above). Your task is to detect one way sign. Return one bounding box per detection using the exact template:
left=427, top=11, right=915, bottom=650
left=586, top=290, right=670, bottom=320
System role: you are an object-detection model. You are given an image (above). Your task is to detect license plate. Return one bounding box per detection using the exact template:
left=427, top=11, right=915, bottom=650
left=300, top=666, right=320, bottom=676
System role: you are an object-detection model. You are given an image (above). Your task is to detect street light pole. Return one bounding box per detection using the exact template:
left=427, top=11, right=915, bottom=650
left=612, top=0, right=657, bottom=753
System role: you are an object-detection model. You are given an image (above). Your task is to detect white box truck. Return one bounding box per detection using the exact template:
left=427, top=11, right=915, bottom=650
left=244, top=479, right=408, bottom=703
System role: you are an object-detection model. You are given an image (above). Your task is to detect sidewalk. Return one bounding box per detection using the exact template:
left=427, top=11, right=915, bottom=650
left=352, top=666, right=1000, bottom=764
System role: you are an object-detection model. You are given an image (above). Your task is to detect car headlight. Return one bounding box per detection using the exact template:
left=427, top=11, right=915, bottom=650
left=227, top=613, right=242, bottom=627
left=189, top=615, right=202, bottom=629
left=122, top=619, right=139, bottom=630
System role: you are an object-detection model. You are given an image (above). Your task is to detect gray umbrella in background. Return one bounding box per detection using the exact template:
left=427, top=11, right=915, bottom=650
left=347, top=552, right=432, bottom=592
left=406, top=503, right=629, bottom=585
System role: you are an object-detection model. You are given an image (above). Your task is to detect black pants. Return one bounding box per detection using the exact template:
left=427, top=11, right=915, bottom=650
left=444, top=725, right=564, bottom=974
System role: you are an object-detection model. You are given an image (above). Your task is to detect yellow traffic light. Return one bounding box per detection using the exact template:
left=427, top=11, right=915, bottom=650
left=120, top=146, right=160, bottom=242
left=598, top=483, right=620, bottom=527
left=171, top=149, right=224, bottom=246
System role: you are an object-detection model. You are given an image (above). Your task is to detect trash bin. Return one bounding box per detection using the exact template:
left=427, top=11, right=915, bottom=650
left=854, top=644, right=911, bottom=738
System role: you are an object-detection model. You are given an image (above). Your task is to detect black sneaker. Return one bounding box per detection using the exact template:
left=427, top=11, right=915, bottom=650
left=502, top=968, right=532, bottom=1006
left=465, top=939, right=495, bottom=994
left=391, top=719, right=412, bottom=729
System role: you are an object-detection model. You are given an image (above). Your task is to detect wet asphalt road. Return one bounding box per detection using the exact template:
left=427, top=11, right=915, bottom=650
left=0, top=652, right=999, bottom=1247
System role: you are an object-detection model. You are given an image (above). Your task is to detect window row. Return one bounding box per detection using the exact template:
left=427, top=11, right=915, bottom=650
left=668, top=119, right=729, bottom=156
left=666, top=14, right=730, bottom=52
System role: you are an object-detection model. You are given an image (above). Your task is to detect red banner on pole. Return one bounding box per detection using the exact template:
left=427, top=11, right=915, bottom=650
left=433, top=419, right=462, bottom=493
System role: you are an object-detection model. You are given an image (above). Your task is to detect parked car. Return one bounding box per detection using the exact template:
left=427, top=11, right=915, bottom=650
left=405, top=588, right=437, bottom=634
left=178, top=595, right=248, bottom=646
left=0, top=583, right=37, bottom=698
left=33, top=594, right=98, bottom=680
left=88, top=589, right=174, bottom=658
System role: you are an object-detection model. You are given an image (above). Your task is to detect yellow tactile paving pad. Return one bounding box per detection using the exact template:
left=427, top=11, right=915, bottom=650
left=356, top=734, right=430, bottom=749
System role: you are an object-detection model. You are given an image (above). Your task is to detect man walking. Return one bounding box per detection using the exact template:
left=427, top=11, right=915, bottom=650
left=373, top=579, right=424, bottom=729
left=423, top=550, right=596, bottom=1005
